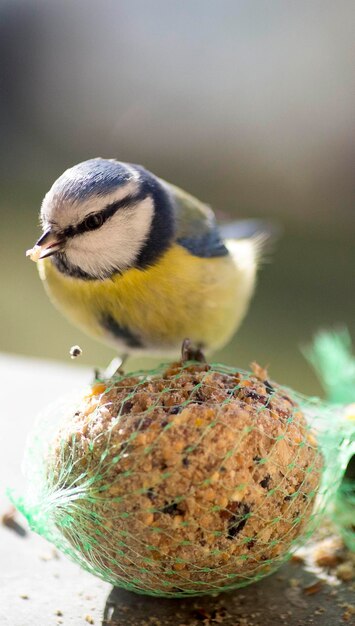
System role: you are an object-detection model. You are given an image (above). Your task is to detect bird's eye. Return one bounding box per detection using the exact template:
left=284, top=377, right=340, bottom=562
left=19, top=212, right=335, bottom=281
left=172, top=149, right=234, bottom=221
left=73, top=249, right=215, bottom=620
left=84, top=213, right=104, bottom=231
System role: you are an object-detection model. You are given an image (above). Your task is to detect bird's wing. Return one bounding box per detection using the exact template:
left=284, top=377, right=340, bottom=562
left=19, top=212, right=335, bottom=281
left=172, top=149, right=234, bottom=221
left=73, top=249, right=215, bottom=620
left=163, top=181, right=278, bottom=260
left=163, top=181, right=229, bottom=258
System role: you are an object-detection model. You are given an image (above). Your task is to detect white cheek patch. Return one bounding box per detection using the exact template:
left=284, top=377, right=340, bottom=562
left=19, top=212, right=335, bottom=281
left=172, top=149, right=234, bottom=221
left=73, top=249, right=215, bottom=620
left=65, top=196, right=155, bottom=277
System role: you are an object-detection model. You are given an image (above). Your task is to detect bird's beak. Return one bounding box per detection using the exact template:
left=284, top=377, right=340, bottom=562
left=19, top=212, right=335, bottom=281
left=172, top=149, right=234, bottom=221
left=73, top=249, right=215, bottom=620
left=26, top=227, right=65, bottom=262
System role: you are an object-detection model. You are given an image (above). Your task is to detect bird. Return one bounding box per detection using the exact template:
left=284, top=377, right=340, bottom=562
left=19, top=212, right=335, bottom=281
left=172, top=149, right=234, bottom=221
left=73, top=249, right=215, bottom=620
left=27, top=158, right=271, bottom=363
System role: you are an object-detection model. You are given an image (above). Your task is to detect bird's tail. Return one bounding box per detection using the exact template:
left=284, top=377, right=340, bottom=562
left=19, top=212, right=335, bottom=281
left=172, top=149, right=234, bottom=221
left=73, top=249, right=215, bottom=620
left=219, top=219, right=280, bottom=263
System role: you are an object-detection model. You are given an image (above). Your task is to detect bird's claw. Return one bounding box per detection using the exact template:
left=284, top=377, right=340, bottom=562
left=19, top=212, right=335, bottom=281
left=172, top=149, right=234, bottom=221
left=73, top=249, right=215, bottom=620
left=181, top=338, right=206, bottom=363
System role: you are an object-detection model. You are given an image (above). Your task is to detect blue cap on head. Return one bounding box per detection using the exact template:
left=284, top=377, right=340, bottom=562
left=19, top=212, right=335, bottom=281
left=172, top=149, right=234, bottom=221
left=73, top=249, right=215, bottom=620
left=50, top=158, right=134, bottom=202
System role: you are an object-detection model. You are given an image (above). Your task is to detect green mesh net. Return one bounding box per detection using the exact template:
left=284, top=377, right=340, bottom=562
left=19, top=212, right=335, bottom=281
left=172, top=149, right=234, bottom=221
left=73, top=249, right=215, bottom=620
left=304, top=328, right=355, bottom=552
left=10, top=332, right=355, bottom=597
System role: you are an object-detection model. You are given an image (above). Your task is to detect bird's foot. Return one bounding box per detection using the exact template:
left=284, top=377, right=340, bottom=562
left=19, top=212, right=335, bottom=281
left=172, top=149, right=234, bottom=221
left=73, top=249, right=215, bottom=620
left=181, top=338, right=206, bottom=363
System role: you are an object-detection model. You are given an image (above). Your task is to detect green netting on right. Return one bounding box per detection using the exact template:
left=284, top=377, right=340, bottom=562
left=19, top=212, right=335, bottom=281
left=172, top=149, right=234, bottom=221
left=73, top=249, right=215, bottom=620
left=304, top=328, right=355, bottom=551
left=12, top=352, right=352, bottom=598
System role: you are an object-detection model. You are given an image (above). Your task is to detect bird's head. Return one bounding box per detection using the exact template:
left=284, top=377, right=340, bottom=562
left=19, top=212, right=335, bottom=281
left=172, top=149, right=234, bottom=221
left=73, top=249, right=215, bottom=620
left=28, top=158, right=175, bottom=279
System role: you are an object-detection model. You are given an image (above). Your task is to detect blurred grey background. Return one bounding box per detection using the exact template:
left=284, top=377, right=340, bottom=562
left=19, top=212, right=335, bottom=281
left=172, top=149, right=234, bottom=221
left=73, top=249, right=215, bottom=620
left=0, top=0, right=354, bottom=395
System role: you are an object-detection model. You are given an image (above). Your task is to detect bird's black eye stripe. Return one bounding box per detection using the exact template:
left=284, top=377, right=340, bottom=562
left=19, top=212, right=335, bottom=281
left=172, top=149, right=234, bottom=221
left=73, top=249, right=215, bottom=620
left=62, top=189, right=148, bottom=239
left=102, top=187, right=148, bottom=220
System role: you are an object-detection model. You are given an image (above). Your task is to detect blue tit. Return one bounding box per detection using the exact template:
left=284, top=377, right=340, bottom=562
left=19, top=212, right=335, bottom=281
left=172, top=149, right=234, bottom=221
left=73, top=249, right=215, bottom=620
left=27, top=158, right=270, bottom=359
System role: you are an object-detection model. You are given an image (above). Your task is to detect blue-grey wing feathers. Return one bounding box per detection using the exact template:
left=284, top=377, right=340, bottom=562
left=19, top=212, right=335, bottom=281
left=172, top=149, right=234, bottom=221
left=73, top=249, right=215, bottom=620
left=166, top=179, right=279, bottom=259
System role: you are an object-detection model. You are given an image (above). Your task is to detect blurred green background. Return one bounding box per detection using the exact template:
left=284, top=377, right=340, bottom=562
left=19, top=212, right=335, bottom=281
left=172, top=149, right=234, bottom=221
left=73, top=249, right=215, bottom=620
left=0, top=1, right=354, bottom=396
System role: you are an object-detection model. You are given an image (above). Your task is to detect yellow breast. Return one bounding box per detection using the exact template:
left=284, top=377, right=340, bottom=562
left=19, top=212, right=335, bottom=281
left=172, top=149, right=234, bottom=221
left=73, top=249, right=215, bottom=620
left=39, top=244, right=255, bottom=354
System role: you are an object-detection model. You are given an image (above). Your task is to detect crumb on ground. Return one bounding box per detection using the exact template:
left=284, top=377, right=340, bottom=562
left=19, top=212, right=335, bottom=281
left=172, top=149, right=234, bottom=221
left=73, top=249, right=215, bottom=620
left=1, top=506, right=16, bottom=527
left=303, top=580, right=323, bottom=595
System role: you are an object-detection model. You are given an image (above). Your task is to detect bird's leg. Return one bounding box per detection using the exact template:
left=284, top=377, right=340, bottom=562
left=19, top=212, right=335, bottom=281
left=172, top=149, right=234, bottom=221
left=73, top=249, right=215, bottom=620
left=92, top=354, right=128, bottom=382
left=104, top=354, right=128, bottom=379
left=92, top=367, right=101, bottom=382
left=181, top=338, right=206, bottom=363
